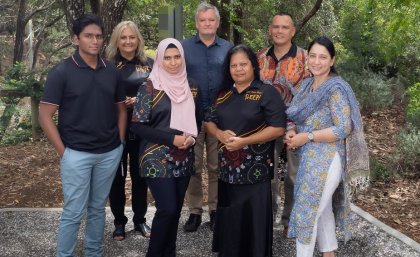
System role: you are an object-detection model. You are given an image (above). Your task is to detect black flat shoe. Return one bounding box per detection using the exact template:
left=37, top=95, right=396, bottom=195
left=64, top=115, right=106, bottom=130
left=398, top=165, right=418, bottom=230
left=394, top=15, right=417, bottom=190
left=183, top=214, right=202, bottom=232
left=209, top=210, right=216, bottom=231
left=112, top=224, right=125, bottom=241
left=135, top=223, right=151, bottom=238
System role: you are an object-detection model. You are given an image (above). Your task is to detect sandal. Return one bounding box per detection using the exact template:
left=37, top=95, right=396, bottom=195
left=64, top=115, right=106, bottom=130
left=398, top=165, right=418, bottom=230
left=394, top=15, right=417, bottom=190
left=135, top=223, right=151, bottom=238
left=112, top=224, right=125, bottom=241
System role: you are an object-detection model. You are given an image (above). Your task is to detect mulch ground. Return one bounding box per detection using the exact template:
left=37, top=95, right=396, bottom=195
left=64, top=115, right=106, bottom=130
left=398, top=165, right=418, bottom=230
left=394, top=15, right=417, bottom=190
left=0, top=105, right=418, bottom=242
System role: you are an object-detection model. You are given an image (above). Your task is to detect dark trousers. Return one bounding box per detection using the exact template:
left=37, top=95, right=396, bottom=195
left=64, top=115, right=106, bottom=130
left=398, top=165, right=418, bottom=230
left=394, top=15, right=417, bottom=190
left=109, top=138, right=148, bottom=225
left=146, top=176, right=190, bottom=257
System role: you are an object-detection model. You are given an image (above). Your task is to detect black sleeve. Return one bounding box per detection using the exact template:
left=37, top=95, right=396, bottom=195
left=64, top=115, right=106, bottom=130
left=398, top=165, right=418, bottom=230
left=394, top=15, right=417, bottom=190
left=204, top=91, right=222, bottom=124
left=132, top=80, right=152, bottom=123
left=41, top=64, right=65, bottom=105
left=115, top=69, right=126, bottom=103
left=130, top=123, right=174, bottom=147
left=261, top=84, right=287, bottom=128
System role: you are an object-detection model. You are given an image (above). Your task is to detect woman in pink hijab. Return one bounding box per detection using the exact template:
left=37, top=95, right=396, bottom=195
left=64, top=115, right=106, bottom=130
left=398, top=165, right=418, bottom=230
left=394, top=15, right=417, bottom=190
left=131, top=38, right=202, bottom=257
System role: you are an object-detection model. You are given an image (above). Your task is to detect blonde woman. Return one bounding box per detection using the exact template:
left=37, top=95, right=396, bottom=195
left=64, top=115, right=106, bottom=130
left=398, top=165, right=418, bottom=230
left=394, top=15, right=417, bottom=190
left=105, top=21, right=153, bottom=241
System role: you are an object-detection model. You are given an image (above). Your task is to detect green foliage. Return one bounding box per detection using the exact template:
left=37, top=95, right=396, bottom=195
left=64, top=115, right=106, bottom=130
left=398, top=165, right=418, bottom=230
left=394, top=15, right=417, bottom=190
left=369, top=157, right=392, bottom=182
left=406, top=82, right=420, bottom=128
left=0, top=100, right=32, bottom=145
left=0, top=100, right=19, bottom=140
left=0, top=107, right=32, bottom=145
left=337, top=0, right=419, bottom=85
left=1, top=121, right=32, bottom=145
left=340, top=69, right=393, bottom=114
left=2, top=62, right=45, bottom=101
left=126, top=0, right=163, bottom=48
left=392, top=125, right=420, bottom=177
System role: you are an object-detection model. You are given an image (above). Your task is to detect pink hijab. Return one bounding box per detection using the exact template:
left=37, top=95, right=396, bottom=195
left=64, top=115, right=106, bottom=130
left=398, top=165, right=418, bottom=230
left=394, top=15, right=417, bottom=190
left=148, top=38, right=198, bottom=137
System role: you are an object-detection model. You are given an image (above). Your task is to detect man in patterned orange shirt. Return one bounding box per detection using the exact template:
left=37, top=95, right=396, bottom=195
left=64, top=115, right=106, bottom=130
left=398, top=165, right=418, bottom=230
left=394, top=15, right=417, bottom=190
left=257, top=12, right=310, bottom=237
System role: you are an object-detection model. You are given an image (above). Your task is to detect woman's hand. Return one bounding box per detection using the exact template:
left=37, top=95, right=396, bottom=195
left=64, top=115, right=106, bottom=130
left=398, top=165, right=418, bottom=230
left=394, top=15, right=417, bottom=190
left=284, top=129, right=296, bottom=150
left=173, top=135, right=187, bottom=148
left=225, top=136, right=247, bottom=151
left=284, top=130, right=296, bottom=142
left=216, top=129, right=236, bottom=144
left=124, top=97, right=136, bottom=108
left=286, top=132, right=309, bottom=150
left=178, top=136, right=195, bottom=149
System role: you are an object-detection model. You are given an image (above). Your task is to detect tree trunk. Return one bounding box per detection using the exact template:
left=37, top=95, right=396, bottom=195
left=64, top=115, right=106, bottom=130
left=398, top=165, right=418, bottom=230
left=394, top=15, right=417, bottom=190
left=219, top=0, right=231, bottom=41
left=102, top=0, right=128, bottom=43
left=296, top=0, right=323, bottom=35
left=13, top=0, right=26, bottom=64
left=90, top=0, right=100, bottom=14
left=31, top=97, right=40, bottom=139
left=232, top=0, right=244, bottom=44
left=62, top=0, right=85, bottom=35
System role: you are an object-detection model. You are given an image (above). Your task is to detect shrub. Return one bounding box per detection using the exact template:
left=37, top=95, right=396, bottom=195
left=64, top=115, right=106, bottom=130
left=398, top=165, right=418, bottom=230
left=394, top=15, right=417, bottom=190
left=369, top=157, right=392, bottom=183
left=340, top=69, right=393, bottom=115
left=392, top=125, right=420, bottom=177
left=1, top=107, right=32, bottom=145
left=406, top=82, right=420, bottom=128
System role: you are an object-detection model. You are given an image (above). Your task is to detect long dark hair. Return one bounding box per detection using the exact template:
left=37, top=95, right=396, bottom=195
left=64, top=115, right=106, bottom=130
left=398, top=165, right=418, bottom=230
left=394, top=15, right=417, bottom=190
left=308, top=36, right=338, bottom=74
left=220, top=44, right=260, bottom=93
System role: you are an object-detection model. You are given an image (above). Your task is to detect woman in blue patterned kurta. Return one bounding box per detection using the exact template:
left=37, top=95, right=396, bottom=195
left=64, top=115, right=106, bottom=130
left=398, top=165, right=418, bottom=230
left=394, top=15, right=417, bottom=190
left=285, top=37, right=369, bottom=257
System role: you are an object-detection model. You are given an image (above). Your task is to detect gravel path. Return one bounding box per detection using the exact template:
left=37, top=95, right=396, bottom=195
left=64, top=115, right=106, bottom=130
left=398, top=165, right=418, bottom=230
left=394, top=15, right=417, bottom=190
left=0, top=208, right=419, bottom=257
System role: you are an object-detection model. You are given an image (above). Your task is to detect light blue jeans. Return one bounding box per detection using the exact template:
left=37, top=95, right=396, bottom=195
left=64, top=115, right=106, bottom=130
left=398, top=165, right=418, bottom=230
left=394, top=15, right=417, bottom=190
left=56, top=145, right=123, bottom=257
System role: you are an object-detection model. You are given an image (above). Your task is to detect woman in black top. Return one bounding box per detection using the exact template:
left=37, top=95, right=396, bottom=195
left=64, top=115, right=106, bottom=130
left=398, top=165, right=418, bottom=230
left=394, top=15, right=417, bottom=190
left=206, top=45, right=286, bottom=257
left=131, top=38, right=201, bottom=257
left=105, top=21, right=153, bottom=240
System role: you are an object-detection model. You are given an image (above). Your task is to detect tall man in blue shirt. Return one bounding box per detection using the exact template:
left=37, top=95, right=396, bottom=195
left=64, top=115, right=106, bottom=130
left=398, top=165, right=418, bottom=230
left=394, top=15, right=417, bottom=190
left=182, top=2, right=233, bottom=232
left=39, top=14, right=126, bottom=256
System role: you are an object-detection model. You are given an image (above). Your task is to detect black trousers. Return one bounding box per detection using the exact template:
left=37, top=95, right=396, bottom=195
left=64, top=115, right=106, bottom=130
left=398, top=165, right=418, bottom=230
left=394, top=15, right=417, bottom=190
left=146, top=176, right=190, bottom=257
left=109, top=138, right=148, bottom=225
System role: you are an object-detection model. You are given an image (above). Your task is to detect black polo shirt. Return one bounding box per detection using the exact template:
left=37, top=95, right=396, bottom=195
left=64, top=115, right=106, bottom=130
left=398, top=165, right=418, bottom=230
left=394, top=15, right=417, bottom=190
left=206, top=80, right=286, bottom=184
left=114, top=53, right=153, bottom=97
left=131, top=79, right=202, bottom=178
left=114, top=53, right=153, bottom=140
left=41, top=51, right=125, bottom=153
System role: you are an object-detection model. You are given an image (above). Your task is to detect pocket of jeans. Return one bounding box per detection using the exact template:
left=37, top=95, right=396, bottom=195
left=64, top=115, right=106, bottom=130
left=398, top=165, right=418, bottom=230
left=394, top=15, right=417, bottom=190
left=60, top=147, right=69, bottom=164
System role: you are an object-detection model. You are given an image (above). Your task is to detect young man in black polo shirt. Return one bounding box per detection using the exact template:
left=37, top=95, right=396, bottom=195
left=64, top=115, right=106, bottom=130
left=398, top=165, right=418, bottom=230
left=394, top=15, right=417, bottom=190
left=39, top=14, right=126, bottom=257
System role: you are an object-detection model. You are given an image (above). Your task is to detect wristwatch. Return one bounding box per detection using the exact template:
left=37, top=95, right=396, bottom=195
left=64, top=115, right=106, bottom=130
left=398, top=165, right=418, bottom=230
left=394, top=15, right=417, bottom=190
left=307, top=132, right=314, bottom=142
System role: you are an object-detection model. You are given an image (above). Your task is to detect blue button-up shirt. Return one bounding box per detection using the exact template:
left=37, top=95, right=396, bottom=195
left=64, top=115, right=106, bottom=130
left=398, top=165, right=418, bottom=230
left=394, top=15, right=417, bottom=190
left=182, top=34, right=233, bottom=110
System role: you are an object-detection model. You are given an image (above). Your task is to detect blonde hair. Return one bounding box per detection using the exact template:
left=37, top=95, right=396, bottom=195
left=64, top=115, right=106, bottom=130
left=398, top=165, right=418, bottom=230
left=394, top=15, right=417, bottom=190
left=105, top=21, right=147, bottom=63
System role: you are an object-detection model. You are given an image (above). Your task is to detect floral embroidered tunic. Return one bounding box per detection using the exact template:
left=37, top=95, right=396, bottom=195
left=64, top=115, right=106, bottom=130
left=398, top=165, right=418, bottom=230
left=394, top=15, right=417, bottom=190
left=131, top=80, right=201, bottom=178
left=287, top=79, right=353, bottom=244
left=257, top=44, right=310, bottom=106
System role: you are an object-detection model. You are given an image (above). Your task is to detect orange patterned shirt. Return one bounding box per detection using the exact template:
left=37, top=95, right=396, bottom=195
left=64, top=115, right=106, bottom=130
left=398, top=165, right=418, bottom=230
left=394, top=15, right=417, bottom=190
left=257, top=44, right=310, bottom=106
